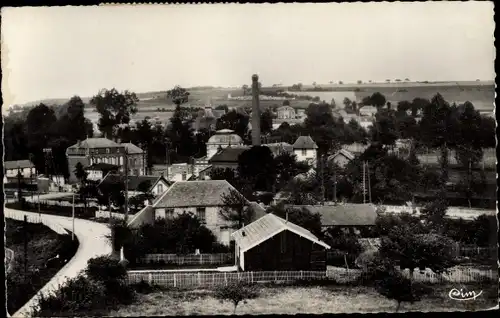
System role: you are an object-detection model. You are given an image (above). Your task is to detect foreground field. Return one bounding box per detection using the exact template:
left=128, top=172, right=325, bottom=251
left=108, top=283, right=497, bottom=316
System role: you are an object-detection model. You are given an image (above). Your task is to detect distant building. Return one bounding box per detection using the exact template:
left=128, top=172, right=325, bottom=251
left=66, top=138, right=145, bottom=183
left=342, top=143, right=369, bottom=155
left=99, top=173, right=171, bottom=198
left=358, top=106, right=378, bottom=117
left=292, top=136, right=318, bottom=168
left=327, top=149, right=355, bottom=168
left=232, top=213, right=331, bottom=271
left=208, top=147, right=248, bottom=170
left=276, top=106, right=296, bottom=119
left=264, top=142, right=294, bottom=157
left=206, top=129, right=244, bottom=159
left=4, top=160, right=36, bottom=181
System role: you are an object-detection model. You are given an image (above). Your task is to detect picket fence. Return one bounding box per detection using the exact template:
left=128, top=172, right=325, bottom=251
left=4, top=209, right=68, bottom=235
left=138, top=253, right=234, bottom=265
left=127, top=267, right=497, bottom=288
left=95, top=210, right=136, bottom=220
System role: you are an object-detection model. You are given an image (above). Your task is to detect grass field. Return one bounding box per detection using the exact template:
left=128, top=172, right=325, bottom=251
left=6, top=219, right=79, bottom=314
left=107, top=283, right=497, bottom=315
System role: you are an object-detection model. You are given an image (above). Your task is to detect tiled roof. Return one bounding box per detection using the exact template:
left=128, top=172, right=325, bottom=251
left=293, top=136, right=318, bottom=149
left=153, top=180, right=239, bottom=208
left=232, top=213, right=330, bottom=253
left=99, top=173, right=167, bottom=192
left=208, top=147, right=249, bottom=163
left=294, top=204, right=377, bottom=226
left=328, top=149, right=355, bottom=161
left=68, top=138, right=122, bottom=149
left=4, top=160, right=34, bottom=170
left=122, top=143, right=144, bottom=154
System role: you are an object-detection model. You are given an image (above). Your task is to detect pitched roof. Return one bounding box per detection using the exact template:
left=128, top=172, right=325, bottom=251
left=4, top=160, right=34, bottom=170
left=295, top=204, right=377, bottom=226
left=208, top=147, right=249, bottom=163
left=85, top=163, right=120, bottom=171
left=329, top=149, right=355, bottom=161
left=231, top=213, right=330, bottom=253
left=68, top=138, right=122, bottom=149
left=263, top=142, right=294, bottom=156
left=122, top=143, right=144, bottom=154
left=99, top=173, right=167, bottom=192
left=293, top=136, right=318, bottom=149
left=153, top=180, right=240, bottom=208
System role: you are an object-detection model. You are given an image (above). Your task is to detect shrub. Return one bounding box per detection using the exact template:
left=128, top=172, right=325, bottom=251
left=215, top=281, right=260, bottom=314
left=85, top=256, right=127, bottom=283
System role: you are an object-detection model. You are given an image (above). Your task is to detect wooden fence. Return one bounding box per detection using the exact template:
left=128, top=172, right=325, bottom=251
left=95, top=210, right=136, bottom=220
left=127, top=270, right=328, bottom=287
left=137, top=253, right=234, bottom=265
left=127, top=267, right=498, bottom=289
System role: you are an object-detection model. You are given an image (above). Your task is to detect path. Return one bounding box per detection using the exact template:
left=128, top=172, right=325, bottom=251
left=5, top=207, right=112, bottom=318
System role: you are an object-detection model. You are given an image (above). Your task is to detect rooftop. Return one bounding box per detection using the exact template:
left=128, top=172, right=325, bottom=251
left=208, top=147, right=249, bottom=163
left=85, top=163, right=120, bottom=171
left=293, top=136, right=318, bottom=149
left=68, top=138, right=122, bottom=149
left=153, top=180, right=240, bottom=208
left=99, top=173, right=168, bottom=192
left=5, top=159, right=34, bottom=170
left=231, top=213, right=330, bottom=253
left=328, top=149, right=355, bottom=161
left=122, top=143, right=144, bottom=154
left=292, top=203, right=378, bottom=226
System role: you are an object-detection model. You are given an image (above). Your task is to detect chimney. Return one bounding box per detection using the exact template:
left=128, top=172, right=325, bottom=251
left=285, top=211, right=288, bottom=222
left=251, top=74, right=261, bottom=146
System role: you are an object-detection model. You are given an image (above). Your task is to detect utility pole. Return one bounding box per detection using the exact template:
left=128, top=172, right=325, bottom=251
left=367, top=162, right=372, bottom=203
left=362, top=161, right=366, bottom=204
left=23, top=215, right=28, bottom=283
left=333, top=167, right=337, bottom=203
left=320, top=154, right=325, bottom=205
left=124, top=147, right=129, bottom=223
left=72, top=193, right=75, bottom=241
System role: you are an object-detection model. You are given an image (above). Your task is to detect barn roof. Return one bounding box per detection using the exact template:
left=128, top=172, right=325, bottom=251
left=293, top=136, right=318, bottom=149
left=231, top=213, right=330, bottom=253
left=152, top=180, right=241, bottom=208
left=296, top=204, right=377, bottom=226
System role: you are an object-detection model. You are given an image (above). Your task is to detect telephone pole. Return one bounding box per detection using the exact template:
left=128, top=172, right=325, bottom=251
left=362, top=161, right=366, bottom=204
left=367, top=162, right=372, bottom=203
left=333, top=167, right=337, bottom=203
left=23, top=215, right=28, bottom=283
left=320, top=154, right=325, bottom=205
left=124, top=147, right=129, bottom=223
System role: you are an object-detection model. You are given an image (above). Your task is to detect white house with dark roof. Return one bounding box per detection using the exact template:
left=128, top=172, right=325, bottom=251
left=128, top=180, right=265, bottom=245
left=292, top=136, right=318, bottom=168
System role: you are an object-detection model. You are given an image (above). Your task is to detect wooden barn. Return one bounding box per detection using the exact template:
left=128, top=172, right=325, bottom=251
left=231, top=213, right=331, bottom=272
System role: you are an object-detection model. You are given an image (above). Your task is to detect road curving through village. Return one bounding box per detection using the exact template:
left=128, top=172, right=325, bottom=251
left=5, top=207, right=113, bottom=318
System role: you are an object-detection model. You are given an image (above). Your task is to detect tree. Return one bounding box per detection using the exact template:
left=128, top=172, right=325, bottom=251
left=215, top=281, right=259, bottom=315
left=330, top=98, right=336, bottom=109
left=267, top=204, right=322, bottom=237
left=357, top=80, right=362, bottom=84
left=220, top=188, right=253, bottom=229
left=167, top=86, right=190, bottom=107
left=339, top=81, right=343, bottom=85
left=282, top=100, right=290, bottom=106
left=343, top=97, right=352, bottom=109
left=91, top=88, right=139, bottom=140
left=274, top=152, right=309, bottom=191
left=420, top=198, right=448, bottom=233
left=260, top=109, right=273, bottom=135
left=216, top=110, right=249, bottom=139
left=74, top=162, right=88, bottom=184
left=369, top=109, right=399, bottom=148
left=209, top=167, right=237, bottom=185
left=238, top=146, right=276, bottom=193
left=25, top=104, right=58, bottom=172
left=304, top=102, right=340, bottom=155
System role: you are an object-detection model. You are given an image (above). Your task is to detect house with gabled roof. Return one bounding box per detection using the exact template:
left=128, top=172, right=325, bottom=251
left=232, top=213, right=330, bottom=271
left=128, top=180, right=265, bottom=245
left=99, top=173, right=171, bottom=198
left=292, top=136, right=318, bottom=168
left=327, top=149, right=355, bottom=168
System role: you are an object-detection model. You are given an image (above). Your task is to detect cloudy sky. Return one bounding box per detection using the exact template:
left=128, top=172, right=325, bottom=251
left=1, top=2, right=495, bottom=105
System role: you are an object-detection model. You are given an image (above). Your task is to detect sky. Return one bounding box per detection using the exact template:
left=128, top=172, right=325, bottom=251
left=1, top=2, right=495, bottom=106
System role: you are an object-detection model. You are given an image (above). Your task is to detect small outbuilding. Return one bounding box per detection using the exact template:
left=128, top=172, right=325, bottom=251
left=232, top=213, right=331, bottom=271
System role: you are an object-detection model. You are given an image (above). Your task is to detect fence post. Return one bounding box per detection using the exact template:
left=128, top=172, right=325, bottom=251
left=173, top=273, right=177, bottom=288
left=224, top=272, right=228, bottom=286
left=237, top=272, right=240, bottom=281
left=300, top=270, right=303, bottom=280
left=200, top=253, right=203, bottom=265
left=251, top=271, right=254, bottom=283
left=148, top=273, right=152, bottom=285
left=274, top=270, right=277, bottom=282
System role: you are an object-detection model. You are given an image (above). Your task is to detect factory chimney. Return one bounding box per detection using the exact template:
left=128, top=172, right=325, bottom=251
left=251, top=74, right=261, bottom=146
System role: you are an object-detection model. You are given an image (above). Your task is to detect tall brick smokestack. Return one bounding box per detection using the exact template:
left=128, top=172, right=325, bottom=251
left=251, top=74, right=261, bottom=146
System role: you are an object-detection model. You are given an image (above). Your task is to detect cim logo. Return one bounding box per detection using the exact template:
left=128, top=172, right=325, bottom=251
left=448, top=288, right=483, bottom=301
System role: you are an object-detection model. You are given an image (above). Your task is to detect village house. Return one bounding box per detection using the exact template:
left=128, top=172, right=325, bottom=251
left=66, top=138, right=145, bottom=183
left=4, top=159, right=37, bottom=181
left=208, top=147, right=248, bottom=170
left=276, top=105, right=296, bottom=119
left=206, top=129, right=244, bottom=159
left=290, top=203, right=378, bottom=236
left=231, top=213, right=331, bottom=271
left=99, top=173, right=171, bottom=198
left=292, top=136, right=318, bottom=168
left=84, top=163, right=120, bottom=181
left=128, top=180, right=266, bottom=245
left=327, top=149, right=355, bottom=169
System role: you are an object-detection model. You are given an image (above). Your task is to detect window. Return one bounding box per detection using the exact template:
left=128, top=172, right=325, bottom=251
left=166, top=208, right=174, bottom=218
left=196, top=207, right=206, bottom=224
left=106, top=148, right=110, bottom=154
left=157, top=184, right=164, bottom=194
left=302, top=149, right=307, bottom=156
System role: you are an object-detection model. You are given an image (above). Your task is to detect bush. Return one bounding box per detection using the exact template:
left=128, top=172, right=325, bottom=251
left=86, top=256, right=127, bottom=283
left=215, top=281, right=260, bottom=314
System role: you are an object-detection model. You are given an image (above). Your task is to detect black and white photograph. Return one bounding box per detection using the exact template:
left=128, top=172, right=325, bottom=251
left=2, top=2, right=498, bottom=316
